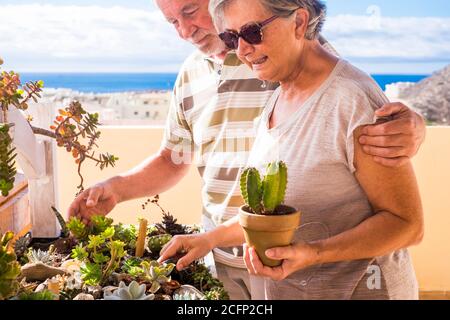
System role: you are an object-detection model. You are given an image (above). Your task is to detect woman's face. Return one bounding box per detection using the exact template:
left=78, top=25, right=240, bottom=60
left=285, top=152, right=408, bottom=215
left=221, top=0, right=304, bottom=82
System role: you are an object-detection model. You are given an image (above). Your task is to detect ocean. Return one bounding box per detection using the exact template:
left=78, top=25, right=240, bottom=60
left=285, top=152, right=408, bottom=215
left=19, top=73, right=428, bottom=94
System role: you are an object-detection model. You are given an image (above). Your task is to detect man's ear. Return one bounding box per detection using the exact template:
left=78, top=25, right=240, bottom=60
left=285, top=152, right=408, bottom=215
left=294, top=9, right=309, bottom=39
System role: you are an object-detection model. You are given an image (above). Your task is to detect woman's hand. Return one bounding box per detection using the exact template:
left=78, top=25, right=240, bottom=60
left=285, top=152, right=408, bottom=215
left=243, top=242, right=320, bottom=281
left=158, top=233, right=216, bottom=271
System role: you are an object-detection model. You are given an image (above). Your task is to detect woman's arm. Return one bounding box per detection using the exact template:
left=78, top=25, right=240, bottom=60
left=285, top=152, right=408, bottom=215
left=158, top=216, right=245, bottom=270
left=312, top=126, right=424, bottom=263
left=244, top=127, right=424, bottom=280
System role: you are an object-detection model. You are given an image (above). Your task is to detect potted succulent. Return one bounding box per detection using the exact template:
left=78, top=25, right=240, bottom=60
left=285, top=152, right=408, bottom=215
left=239, top=161, right=301, bottom=267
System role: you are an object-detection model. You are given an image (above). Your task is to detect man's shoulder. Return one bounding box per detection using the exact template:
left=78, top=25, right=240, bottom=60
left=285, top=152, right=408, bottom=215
left=179, top=50, right=211, bottom=71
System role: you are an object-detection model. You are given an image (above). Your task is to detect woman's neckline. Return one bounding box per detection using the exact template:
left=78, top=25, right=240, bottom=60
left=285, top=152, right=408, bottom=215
left=265, top=59, right=346, bottom=132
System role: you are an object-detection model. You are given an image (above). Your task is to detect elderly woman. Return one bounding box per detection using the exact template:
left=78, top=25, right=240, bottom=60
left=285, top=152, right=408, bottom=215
left=160, top=0, right=423, bottom=300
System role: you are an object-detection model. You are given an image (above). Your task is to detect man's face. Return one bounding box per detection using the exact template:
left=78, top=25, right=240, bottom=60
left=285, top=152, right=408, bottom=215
left=156, top=0, right=227, bottom=56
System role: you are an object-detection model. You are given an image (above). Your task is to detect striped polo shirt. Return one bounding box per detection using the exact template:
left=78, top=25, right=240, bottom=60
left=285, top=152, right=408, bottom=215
left=162, top=51, right=278, bottom=223
left=162, top=38, right=337, bottom=267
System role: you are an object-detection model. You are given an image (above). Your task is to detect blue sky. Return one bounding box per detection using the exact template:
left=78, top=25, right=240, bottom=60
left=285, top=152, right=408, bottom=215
left=0, top=0, right=449, bottom=74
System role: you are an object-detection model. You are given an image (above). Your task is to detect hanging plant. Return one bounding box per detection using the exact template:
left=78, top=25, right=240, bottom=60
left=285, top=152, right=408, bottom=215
left=0, top=58, right=118, bottom=196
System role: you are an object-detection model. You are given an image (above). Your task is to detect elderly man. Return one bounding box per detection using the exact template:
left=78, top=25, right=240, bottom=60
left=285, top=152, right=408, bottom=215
left=69, top=0, right=426, bottom=300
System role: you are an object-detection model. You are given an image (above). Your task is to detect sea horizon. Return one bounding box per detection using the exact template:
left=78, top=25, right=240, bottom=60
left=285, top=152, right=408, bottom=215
left=19, top=72, right=430, bottom=94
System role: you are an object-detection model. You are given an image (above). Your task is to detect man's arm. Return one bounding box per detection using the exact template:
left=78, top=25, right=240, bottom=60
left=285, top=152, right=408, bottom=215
left=359, top=102, right=426, bottom=167
left=68, top=148, right=191, bottom=222
left=109, top=147, right=191, bottom=203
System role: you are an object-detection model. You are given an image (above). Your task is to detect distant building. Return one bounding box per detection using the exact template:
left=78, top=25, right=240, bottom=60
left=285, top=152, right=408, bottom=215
left=29, top=89, right=171, bottom=126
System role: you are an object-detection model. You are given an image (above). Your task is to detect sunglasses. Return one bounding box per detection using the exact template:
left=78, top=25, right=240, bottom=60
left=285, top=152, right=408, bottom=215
left=218, top=15, right=280, bottom=50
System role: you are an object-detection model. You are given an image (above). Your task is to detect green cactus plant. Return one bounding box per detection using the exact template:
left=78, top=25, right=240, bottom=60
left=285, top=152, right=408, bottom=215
left=0, top=231, right=21, bottom=300
left=103, top=280, right=155, bottom=300
left=147, top=234, right=172, bottom=254
left=240, top=161, right=288, bottom=215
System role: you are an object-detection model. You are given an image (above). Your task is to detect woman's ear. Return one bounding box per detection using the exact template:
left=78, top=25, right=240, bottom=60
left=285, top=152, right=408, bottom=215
left=294, top=9, right=309, bottom=39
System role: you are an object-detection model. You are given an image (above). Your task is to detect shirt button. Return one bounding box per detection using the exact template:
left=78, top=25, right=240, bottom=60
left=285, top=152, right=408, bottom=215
left=300, top=280, right=308, bottom=286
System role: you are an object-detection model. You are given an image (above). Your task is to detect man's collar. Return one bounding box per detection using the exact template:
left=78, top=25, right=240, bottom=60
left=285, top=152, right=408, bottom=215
left=202, top=50, right=244, bottom=68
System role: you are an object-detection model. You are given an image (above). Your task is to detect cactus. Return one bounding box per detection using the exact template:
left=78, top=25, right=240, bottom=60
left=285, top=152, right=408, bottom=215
left=0, top=231, right=21, bottom=300
left=103, top=281, right=155, bottom=300
left=239, top=161, right=288, bottom=215
left=147, top=234, right=172, bottom=253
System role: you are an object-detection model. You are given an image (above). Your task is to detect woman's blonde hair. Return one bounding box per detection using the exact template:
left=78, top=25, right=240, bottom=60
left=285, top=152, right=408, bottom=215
left=209, top=0, right=326, bottom=40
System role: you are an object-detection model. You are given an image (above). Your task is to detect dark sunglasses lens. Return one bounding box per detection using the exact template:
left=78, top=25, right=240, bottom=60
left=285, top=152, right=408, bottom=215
left=241, top=24, right=263, bottom=44
left=219, top=32, right=238, bottom=49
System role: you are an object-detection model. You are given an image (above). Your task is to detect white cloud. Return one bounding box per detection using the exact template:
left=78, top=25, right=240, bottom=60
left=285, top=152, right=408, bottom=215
left=0, top=4, right=195, bottom=72
left=0, top=4, right=449, bottom=73
left=323, top=15, right=450, bottom=63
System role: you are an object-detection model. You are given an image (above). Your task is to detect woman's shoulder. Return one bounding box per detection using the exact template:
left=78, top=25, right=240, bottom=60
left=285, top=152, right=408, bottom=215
left=331, top=61, right=389, bottom=109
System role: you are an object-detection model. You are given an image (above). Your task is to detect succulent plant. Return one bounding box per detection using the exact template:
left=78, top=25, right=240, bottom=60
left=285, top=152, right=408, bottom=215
left=0, top=231, right=21, bottom=300
left=173, top=285, right=205, bottom=300
left=103, top=281, right=154, bottom=300
left=14, top=232, right=32, bottom=258
left=67, top=217, right=88, bottom=241
left=26, top=246, right=57, bottom=265
left=16, top=290, right=57, bottom=300
left=51, top=206, right=70, bottom=238
left=240, top=161, right=287, bottom=215
left=141, top=260, right=175, bottom=293
left=147, top=234, right=172, bottom=254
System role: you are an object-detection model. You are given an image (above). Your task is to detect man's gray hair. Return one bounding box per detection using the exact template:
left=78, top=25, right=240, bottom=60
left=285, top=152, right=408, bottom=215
left=209, top=0, right=326, bottom=40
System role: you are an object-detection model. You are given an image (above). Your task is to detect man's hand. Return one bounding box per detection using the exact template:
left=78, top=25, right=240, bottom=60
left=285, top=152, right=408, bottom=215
left=158, top=233, right=215, bottom=271
left=359, top=102, right=426, bottom=167
left=67, top=182, right=119, bottom=224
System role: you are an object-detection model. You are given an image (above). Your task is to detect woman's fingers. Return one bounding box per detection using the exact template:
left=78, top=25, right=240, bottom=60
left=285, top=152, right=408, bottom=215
left=243, top=244, right=256, bottom=275
left=158, top=236, right=184, bottom=263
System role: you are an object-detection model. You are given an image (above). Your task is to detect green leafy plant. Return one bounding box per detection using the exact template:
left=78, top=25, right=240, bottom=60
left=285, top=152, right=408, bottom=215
left=17, top=290, right=57, bottom=300
left=67, top=217, right=88, bottom=241
left=0, top=231, right=21, bottom=300
left=91, top=215, right=114, bottom=235
left=0, top=58, right=118, bottom=196
left=114, top=223, right=137, bottom=249
left=240, top=161, right=287, bottom=215
left=72, top=225, right=126, bottom=286
left=121, top=257, right=143, bottom=277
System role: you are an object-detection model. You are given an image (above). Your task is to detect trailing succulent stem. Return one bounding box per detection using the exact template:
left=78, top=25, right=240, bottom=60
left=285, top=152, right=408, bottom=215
left=0, top=124, right=16, bottom=197
left=239, top=161, right=288, bottom=215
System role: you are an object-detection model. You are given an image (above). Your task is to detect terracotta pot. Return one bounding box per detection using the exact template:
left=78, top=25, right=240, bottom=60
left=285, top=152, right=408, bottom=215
left=239, top=205, right=301, bottom=267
